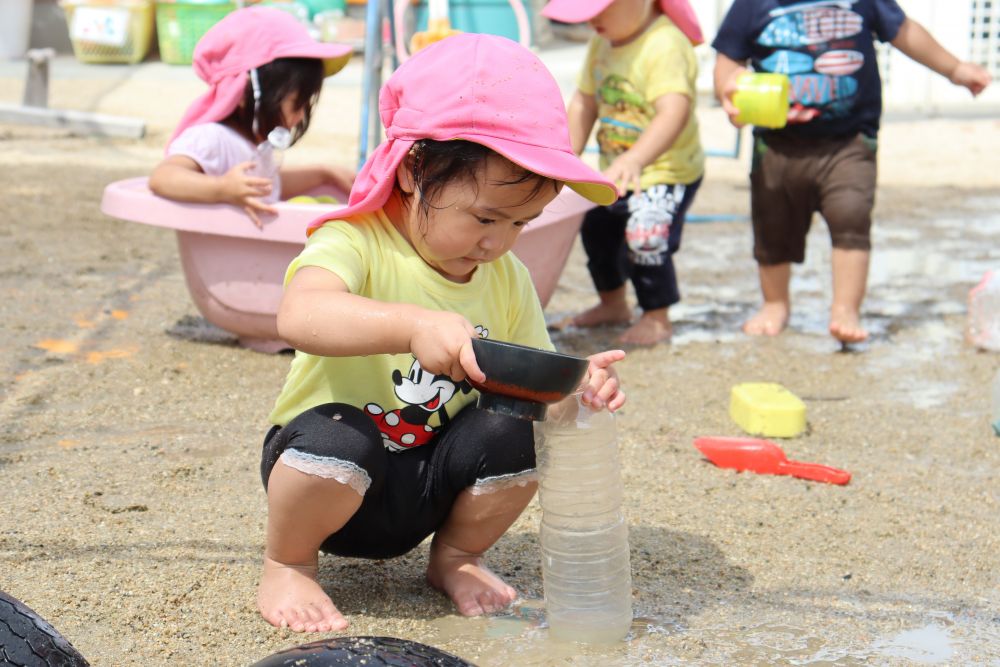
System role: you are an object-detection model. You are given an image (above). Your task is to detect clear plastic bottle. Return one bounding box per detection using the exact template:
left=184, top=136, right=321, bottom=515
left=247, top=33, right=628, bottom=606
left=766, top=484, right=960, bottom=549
left=534, top=395, right=632, bottom=643
left=250, top=127, right=292, bottom=197
left=968, top=270, right=1000, bottom=351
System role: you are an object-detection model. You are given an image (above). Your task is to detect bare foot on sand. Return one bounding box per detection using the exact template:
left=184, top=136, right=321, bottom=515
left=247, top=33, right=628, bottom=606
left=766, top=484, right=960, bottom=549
left=551, top=298, right=632, bottom=331
left=617, top=310, right=672, bottom=346
left=426, top=542, right=516, bottom=616
left=743, top=302, right=789, bottom=336
left=258, top=556, right=348, bottom=633
left=829, top=305, right=868, bottom=344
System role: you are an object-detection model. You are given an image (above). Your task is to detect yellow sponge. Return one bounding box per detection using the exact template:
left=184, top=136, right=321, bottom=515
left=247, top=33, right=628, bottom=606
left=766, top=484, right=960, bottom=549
left=729, top=382, right=806, bottom=438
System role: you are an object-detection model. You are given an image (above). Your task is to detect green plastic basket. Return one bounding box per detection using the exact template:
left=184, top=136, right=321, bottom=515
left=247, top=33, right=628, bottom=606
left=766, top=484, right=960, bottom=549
left=155, top=0, right=236, bottom=65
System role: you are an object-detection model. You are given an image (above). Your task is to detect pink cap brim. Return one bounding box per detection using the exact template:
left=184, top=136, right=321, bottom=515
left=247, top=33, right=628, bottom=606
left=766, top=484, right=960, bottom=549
left=464, top=134, right=617, bottom=206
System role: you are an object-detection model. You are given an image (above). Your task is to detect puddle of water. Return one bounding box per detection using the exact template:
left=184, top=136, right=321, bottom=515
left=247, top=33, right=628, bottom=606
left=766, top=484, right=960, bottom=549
left=667, top=207, right=1000, bottom=348
left=426, top=600, right=685, bottom=667
left=423, top=600, right=1000, bottom=667
left=871, top=623, right=954, bottom=664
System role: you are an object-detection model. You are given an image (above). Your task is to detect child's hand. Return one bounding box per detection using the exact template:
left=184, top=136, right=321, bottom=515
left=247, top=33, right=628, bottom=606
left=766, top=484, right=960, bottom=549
left=604, top=155, right=643, bottom=197
left=409, top=309, right=485, bottom=384
left=219, top=161, right=277, bottom=229
left=786, top=103, right=821, bottom=124
left=950, top=61, right=992, bottom=96
left=718, top=68, right=747, bottom=128
left=580, top=349, right=626, bottom=412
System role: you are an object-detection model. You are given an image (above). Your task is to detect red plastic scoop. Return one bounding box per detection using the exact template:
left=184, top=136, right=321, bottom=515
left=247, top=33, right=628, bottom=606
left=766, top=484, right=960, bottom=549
left=694, top=436, right=851, bottom=485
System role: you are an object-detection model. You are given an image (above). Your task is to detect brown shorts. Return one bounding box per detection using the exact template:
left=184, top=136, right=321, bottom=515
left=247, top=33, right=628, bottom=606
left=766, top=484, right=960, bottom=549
left=750, top=132, right=877, bottom=265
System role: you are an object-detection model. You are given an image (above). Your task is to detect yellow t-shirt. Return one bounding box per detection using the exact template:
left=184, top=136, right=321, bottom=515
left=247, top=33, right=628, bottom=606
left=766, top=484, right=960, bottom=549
left=268, top=210, right=554, bottom=451
left=578, top=14, right=704, bottom=187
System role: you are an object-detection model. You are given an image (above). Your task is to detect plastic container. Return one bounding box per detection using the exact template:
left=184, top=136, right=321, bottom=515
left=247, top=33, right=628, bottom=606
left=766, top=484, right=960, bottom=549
left=251, top=127, right=291, bottom=202
left=534, top=395, right=632, bottom=644
left=733, top=72, right=790, bottom=129
left=155, top=0, right=236, bottom=65
left=968, top=270, right=1000, bottom=351
left=61, top=0, right=154, bottom=64
left=0, top=0, right=33, bottom=60
left=729, top=382, right=806, bottom=438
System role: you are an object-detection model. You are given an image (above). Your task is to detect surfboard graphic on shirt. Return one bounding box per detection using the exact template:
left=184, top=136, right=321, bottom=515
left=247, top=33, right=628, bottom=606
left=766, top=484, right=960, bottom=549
left=759, top=5, right=863, bottom=47
left=760, top=49, right=815, bottom=75
left=789, top=73, right=858, bottom=106
left=814, top=49, right=864, bottom=75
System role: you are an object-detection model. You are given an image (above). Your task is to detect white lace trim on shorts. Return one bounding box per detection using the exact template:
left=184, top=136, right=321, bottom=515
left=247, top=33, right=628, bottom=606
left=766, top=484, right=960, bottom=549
left=468, top=469, right=538, bottom=496
left=278, top=449, right=371, bottom=496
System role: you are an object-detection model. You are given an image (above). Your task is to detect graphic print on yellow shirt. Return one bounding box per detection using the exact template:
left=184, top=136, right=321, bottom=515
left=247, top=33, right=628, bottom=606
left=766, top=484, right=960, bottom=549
left=596, top=74, right=652, bottom=156
left=362, top=325, right=488, bottom=452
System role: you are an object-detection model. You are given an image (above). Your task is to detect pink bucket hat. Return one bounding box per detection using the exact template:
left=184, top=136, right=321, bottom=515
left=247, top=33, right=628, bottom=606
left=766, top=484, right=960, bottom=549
left=308, top=33, right=617, bottom=235
left=541, top=0, right=704, bottom=45
left=167, top=6, right=352, bottom=148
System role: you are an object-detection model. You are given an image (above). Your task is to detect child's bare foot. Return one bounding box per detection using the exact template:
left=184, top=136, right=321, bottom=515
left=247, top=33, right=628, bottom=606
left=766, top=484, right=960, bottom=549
left=829, top=306, right=868, bottom=343
left=551, top=301, right=632, bottom=331
left=426, top=542, right=517, bottom=616
left=743, top=302, right=789, bottom=336
left=617, top=310, right=671, bottom=346
left=258, top=556, right=348, bottom=633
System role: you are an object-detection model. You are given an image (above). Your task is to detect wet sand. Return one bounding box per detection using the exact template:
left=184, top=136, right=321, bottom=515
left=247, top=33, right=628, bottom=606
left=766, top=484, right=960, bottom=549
left=2, top=54, right=1000, bottom=665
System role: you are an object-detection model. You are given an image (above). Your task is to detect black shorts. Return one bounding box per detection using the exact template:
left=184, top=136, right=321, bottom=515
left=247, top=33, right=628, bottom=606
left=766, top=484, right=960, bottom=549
left=580, top=178, right=702, bottom=311
left=261, top=402, right=536, bottom=560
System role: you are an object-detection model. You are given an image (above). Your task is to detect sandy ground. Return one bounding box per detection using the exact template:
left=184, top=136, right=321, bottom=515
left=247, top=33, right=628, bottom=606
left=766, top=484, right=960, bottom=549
left=1, top=48, right=1000, bottom=666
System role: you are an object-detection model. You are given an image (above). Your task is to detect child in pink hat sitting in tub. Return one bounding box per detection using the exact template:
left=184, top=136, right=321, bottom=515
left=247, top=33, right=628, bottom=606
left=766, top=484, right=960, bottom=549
left=258, top=33, right=627, bottom=633
left=149, top=7, right=355, bottom=228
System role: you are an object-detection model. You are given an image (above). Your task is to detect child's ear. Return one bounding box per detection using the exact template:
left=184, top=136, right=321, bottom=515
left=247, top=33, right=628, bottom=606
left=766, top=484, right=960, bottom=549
left=395, top=156, right=415, bottom=195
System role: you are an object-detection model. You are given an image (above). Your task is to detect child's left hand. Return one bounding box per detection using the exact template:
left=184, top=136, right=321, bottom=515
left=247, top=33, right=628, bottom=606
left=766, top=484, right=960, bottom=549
left=950, top=61, right=992, bottom=96
left=580, top=349, right=626, bottom=412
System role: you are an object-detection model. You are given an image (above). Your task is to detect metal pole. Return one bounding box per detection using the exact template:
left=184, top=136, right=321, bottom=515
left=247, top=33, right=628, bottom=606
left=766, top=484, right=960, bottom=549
left=358, top=0, right=384, bottom=169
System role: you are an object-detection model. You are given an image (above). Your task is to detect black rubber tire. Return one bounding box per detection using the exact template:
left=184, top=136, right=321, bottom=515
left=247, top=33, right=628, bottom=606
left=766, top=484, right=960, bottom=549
left=0, top=591, right=89, bottom=666
left=249, top=635, right=476, bottom=667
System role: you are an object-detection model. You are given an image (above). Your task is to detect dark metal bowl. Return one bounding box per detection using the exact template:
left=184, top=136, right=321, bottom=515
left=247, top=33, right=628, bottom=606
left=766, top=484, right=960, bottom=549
left=469, top=338, right=589, bottom=421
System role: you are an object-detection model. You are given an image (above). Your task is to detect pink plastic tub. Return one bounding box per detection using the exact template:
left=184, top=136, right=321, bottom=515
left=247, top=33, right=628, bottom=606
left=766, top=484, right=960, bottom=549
left=100, top=178, right=594, bottom=352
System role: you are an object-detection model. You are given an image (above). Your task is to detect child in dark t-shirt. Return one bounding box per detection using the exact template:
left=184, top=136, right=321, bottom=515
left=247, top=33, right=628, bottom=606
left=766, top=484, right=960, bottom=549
left=713, top=0, right=990, bottom=344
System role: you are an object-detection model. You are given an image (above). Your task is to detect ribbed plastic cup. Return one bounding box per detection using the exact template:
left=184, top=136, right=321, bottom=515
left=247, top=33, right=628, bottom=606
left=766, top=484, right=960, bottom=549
left=733, top=72, right=790, bottom=129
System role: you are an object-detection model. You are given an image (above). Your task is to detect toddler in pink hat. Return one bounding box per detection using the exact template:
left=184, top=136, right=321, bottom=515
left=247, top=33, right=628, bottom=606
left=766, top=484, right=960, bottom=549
left=544, top=0, right=706, bottom=346
left=148, top=6, right=354, bottom=228
left=257, top=33, right=627, bottom=633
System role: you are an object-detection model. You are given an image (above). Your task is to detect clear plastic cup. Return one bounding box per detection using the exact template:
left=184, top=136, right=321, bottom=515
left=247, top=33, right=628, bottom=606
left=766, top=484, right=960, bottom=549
left=733, top=72, right=790, bottom=129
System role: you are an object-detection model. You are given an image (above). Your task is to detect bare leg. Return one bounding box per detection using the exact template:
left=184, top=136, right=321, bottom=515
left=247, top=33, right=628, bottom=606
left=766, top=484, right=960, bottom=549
left=426, top=482, right=537, bottom=616
left=743, top=263, right=791, bottom=336
left=618, top=307, right=672, bottom=346
left=829, top=248, right=869, bottom=343
left=257, top=460, right=363, bottom=632
left=552, top=286, right=633, bottom=330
